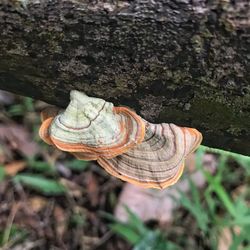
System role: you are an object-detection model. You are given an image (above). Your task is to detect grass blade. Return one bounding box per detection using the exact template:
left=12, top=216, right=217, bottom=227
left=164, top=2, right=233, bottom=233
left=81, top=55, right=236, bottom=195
left=13, top=174, right=66, bottom=195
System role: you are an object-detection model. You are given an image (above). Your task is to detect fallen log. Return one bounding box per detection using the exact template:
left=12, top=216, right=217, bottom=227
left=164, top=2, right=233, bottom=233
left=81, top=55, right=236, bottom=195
left=0, top=0, right=249, bottom=155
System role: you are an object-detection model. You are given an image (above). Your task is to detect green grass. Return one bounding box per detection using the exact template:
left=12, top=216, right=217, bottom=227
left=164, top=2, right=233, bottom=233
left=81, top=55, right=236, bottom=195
left=0, top=224, right=28, bottom=248
left=109, top=146, right=250, bottom=250
left=7, top=97, right=34, bottom=117
left=13, top=174, right=67, bottom=195
left=0, top=156, right=89, bottom=196
left=107, top=207, right=180, bottom=250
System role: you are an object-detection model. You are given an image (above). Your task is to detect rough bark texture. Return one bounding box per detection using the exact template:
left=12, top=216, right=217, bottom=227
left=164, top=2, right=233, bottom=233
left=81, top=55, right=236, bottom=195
left=0, top=0, right=249, bottom=155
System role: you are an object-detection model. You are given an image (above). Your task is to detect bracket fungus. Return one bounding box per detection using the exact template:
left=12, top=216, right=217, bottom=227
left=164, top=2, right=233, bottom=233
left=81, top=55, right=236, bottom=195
left=39, top=90, right=202, bottom=189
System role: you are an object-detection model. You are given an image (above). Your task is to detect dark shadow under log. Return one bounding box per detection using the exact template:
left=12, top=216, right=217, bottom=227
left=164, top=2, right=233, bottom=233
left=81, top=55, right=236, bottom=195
left=0, top=0, right=249, bottom=155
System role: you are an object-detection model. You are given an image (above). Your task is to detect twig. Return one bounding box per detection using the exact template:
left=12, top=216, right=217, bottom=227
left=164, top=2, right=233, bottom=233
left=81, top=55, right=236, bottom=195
left=92, top=230, right=114, bottom=250
left=2, top=201, right=21, bottom=245
left=199, top=145, right=250, bottom=160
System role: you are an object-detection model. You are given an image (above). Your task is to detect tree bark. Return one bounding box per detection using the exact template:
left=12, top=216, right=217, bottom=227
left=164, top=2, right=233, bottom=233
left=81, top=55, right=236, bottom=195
left=0, top=0, right=249, bottom=155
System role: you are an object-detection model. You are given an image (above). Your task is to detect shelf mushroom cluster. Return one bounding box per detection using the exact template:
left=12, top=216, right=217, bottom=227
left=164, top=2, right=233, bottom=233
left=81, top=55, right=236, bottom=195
left=39, top=90, right=202, bottom=189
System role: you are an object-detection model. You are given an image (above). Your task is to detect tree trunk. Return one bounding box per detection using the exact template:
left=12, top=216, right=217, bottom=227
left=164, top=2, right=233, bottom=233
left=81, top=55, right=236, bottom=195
left=0, top=0, right=249, bottom=155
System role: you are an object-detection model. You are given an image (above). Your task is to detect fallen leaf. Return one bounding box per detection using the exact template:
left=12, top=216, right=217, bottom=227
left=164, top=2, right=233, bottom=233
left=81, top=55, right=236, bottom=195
left=115, top=153, right=217, bottom=224
left=4, top=161, right=26, bottom=176
left=0, top=124, right=39, bottom=157
left=54, top=205, right=67, bottom=240
left=85, top=172, right=99, bottom=207
left=60, top=178, right=83, bottom=198
left=232, top=185, right=249, bottom=204
left=81, top=235, right=100, bottom=250
left=218, top=226, right=241, bottom=250
left=10, top=239, right=45, bottom=250
left=29, top=196, right=48, bottom=213
left=0, top=143, right=14, bottom=164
